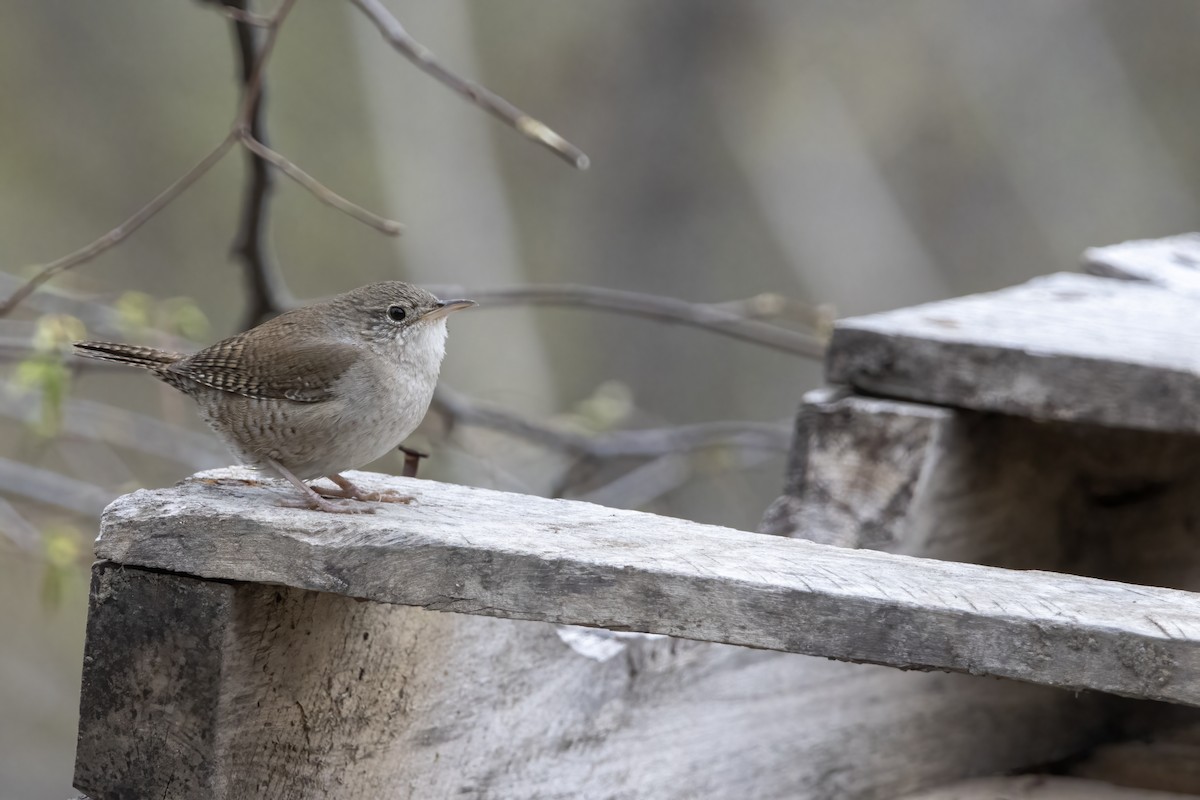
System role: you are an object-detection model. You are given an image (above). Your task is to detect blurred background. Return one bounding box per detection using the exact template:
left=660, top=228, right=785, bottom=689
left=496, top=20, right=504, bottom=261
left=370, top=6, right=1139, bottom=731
left=3, top=1, right=1199, bottom=795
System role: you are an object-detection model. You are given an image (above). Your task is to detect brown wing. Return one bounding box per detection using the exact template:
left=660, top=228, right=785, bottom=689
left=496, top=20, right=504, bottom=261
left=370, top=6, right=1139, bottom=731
left=165, top=326, right=360, bottom=403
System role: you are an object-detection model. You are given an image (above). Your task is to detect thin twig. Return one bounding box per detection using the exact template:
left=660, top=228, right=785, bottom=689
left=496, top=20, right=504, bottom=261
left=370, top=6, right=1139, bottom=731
left=226, top=0, right=293, bottom=327
left=0, top=135, right=237, bottom=319
left=349, top=0, right=589, bottom=169
left=209, top=4, right=273, bottom=27
left=233, top=0, right=296, bottom=126
left=240, top=134, right=405, bottom=235
left=433, top=385, right=791, bottom=459
left=0, top=388, right=228, bottom=469
left=427, top=284, right=829, bottom=358
left=0, top=456, right=115, bottom=516
left=0, top=0, right=299, bottom=320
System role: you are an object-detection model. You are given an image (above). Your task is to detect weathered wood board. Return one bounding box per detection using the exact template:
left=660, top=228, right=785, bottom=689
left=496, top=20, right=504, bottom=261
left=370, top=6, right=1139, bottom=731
left=1083, top=233, right=1200, bottom=298
left=826, top=271, right=1200, bottom=434
left=901, top=775, right=1194, bottom=799
left=75, top=563, right=1106, bottom=800
left=94, top=468, right=1200, bottom=706
left=766, top=389, right=1200, bottom=590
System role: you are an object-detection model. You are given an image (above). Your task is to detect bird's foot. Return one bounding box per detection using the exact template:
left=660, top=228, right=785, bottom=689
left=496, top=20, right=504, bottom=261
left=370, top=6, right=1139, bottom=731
left=278, top=494, right=376, bottom=514
left=316, top=474, right=415, bottom=505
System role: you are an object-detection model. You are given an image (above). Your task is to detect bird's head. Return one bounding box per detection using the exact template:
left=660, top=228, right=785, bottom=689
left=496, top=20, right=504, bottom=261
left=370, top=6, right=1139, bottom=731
left=329, top=281, right=475, bottom=366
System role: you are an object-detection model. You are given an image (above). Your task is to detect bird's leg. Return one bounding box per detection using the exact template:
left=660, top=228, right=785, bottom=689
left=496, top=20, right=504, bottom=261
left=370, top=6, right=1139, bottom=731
left=314, top=473, right=415, bottom=505
left=266, top=458, right=374, bottom=514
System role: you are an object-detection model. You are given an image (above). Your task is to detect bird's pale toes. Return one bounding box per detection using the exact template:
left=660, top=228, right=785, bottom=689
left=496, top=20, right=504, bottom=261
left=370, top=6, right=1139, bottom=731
left=278, top=496, right=377, bottom=515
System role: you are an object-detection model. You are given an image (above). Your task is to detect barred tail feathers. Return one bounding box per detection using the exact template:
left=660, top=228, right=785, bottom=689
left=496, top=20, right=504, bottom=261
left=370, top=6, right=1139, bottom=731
left=73, top=341, right=183, bottom=370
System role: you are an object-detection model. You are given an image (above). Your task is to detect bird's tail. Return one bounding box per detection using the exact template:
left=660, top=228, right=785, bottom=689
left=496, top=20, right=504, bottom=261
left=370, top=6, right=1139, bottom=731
left=73, top=341, right=183, bottom=370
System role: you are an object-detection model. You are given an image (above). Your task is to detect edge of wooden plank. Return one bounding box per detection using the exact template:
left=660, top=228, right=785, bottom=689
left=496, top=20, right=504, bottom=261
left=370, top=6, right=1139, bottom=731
left=94, top=468, right=1200, bottom=707
left=1083, top=233, right=1200, bottom=298
left=826, top=272, right=1200, bottom=433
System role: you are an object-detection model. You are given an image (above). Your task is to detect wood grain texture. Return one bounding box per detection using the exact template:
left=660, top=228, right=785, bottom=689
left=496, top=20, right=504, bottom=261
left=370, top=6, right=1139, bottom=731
left=760, top=388, right=952, bottom=547
left=826, top=272, right=1200, bottom=434
left=94, top=468, right=1200, bottom=706
left=768, top=389, right=1200, bottom=590
left=1083, top=233, right=1200, bottom=298
left=901, top=776, right=1193, bottom=800
left=75, top=563, right=1105, bottom=800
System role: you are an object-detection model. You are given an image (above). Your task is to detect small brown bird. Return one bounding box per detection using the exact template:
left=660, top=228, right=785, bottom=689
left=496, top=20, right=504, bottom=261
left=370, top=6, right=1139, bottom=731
left=75, top=282, right=475, bottom=513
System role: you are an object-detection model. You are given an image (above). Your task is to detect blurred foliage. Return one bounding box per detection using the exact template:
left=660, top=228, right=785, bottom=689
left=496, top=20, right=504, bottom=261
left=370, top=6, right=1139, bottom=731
left=555, top=380, right=635, bottom=434
left=14, top=313, right=86, bottom=437
left=116, top=290, right=210, bottom=342
left=40, top=523, right=84, bottom=611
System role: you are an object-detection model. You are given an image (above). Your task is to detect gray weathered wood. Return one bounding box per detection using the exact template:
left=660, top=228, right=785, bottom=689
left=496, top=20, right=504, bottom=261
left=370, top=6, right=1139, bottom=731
left=766, top=388, right=1200, bottom=588
left=75, top=562, right=1106, bottom=800
left=1083, top=232, right=1200, bottom=298
left=94, top=468, right=1200, bottom=706
left=827, top=271, right=1200, bottom=434
left=760, top=387, right=952, bottom=547
left=901, top=776, right=1194, bottom=800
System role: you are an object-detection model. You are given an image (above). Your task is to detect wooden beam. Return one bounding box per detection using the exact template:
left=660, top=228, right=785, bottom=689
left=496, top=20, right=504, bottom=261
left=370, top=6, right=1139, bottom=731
left=75, top=563, right=1106, bottom=800
left=826, top=271, right=1200, bottom=434
left=96, top=468, right=1200, bottom=706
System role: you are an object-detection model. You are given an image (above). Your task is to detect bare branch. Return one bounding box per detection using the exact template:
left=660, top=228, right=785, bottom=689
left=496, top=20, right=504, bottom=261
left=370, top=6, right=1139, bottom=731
left=240, top=134, right=405, bottom=236
left=0, top=455, right=115, bottom=516
left=0, top=135, right=237, bottom=319
left=710, top=292, right=836, bottom=330
left=432, top=385, right=791, bottom=460
left=0, top=0, right=299, bottom=320
left=348, top=0, right=589, bottom=170
left=232, top=0, right=296, bottom=126
left=0, top=496, right=41, bottom=554
left=208, top=4, right=272, bottom=27
left=426, top=284, right=829, bottom=358
left=226, top=0, right=293, bottom=328
left=0, top=388, right=227, bottom=469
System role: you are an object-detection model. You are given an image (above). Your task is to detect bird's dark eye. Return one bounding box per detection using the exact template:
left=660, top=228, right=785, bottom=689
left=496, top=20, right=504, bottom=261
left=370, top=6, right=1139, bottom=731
left=386, top=305, right=407, bottom=323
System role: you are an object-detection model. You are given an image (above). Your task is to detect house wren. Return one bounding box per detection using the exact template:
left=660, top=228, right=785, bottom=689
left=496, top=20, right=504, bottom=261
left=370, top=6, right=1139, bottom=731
left=74, top=282, right=475, bottom=513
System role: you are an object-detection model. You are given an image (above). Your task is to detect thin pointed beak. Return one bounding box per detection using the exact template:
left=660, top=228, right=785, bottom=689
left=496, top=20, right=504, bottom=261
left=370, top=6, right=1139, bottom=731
left=423, top=299, right=477, bottom=320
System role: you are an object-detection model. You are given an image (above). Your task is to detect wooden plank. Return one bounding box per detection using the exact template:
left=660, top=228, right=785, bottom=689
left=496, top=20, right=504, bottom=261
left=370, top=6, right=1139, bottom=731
left=95, top=467, right=1200, bottom=706
left=760, top=387, right=952, bottom=547
left=1083, top=233, right=1200, bottom=298
left=826, top=272, right=1200, bottom=434
left=902, top=776, right=1193, bottom=800
left=75, top=563, right=1106, bottom=800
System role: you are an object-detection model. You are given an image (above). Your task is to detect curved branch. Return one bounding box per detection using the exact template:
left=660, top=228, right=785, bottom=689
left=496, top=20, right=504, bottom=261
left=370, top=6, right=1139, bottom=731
left=426, top=284, right=829, bottom=358
left=349, top=0, right=589, bottom=169
left=432, top=385, right=792, bottom=460
left=226, top=0, right=292, bottom=327
left=0, top=135, right=237, bottom=319
left=240, top=134, right=404, bottom=236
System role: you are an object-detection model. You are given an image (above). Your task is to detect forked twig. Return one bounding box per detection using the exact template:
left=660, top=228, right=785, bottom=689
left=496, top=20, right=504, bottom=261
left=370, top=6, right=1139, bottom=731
left=240, top=134, right=404, bottom=236
left=0, top=0, right=299, bottom=319
left=5, top=0, right=588, bottom=317
left=0, top=136, right=236, bottom=318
